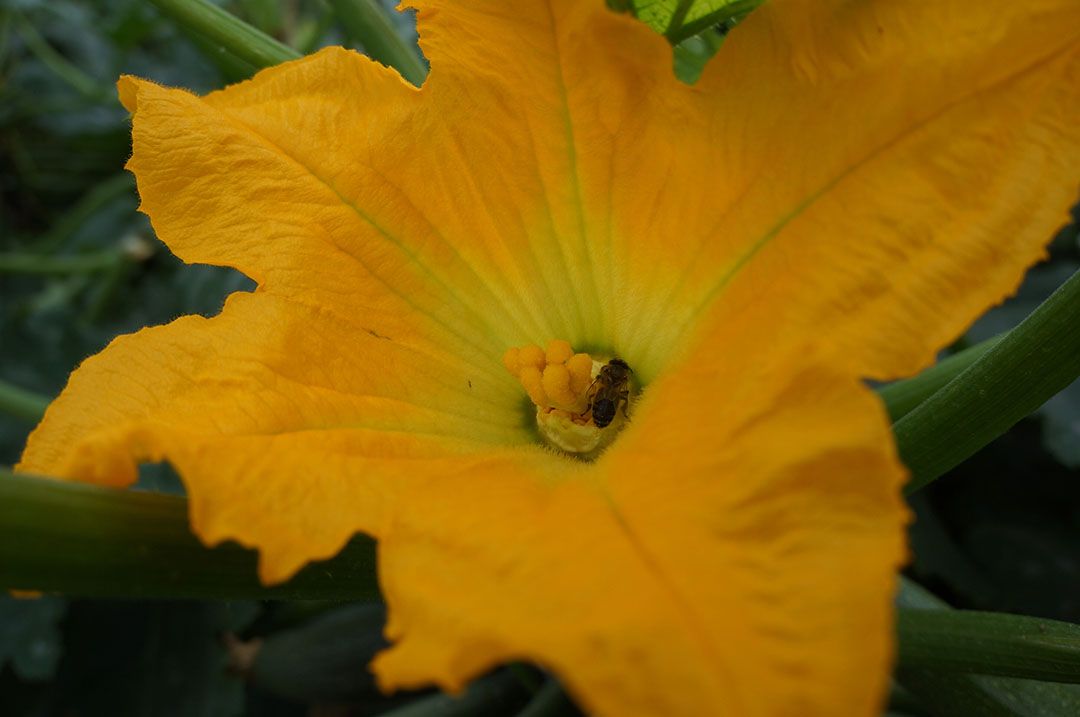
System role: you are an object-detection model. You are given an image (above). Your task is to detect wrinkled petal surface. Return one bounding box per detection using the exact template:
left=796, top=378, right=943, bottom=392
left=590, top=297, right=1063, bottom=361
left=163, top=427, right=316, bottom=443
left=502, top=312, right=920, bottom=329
left=665, top=0, right=1080, bottom=378
left=18, top=0, right=1080, bottom=715
left=375, top=335, right=907, bottom=716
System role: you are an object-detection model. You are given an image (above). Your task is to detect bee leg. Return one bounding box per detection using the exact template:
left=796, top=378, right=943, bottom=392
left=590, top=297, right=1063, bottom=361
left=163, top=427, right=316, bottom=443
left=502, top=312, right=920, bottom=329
left=618, top=390, right=631, bottom=421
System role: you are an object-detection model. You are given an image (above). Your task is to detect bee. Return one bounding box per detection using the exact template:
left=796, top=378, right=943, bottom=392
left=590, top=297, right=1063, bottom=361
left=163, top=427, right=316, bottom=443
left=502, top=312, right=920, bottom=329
left=585, top=358, right=633, bottom=428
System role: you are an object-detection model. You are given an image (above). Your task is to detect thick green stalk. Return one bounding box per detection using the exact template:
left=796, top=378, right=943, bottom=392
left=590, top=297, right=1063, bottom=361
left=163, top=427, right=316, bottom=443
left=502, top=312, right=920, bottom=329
left=898, top=608, right=1080, bottom=683
left=0, top=379, right=49, bottom=424
left=896, top=269, right=1080, bottom=494
left=148, top=0, right=300, bottom=70
left=183, top=29, right=260, bottom=83
left=330, top=0, right=426, bottom=86
left=895, top=579, right=1080, bottom=716
left=0, top=470, right=379, bottom=600
left=879, top=335, right=1002, bottom=422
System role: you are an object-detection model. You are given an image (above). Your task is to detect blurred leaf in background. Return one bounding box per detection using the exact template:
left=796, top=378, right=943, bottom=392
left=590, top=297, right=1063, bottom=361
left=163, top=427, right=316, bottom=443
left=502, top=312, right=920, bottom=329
left=1, top=0, right=255, bottom=468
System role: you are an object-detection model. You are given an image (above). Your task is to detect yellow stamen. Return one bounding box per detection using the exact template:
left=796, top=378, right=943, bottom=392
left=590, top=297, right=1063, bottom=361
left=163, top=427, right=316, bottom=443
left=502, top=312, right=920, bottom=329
left=545, top=339, right=573, bottom=365
left=518, top=344, right=545, bottom=370
left=503, top=341, right=632, bottom=457
left=542, top=363, right=576, bottom=410
left=519, top=365, right=548, bottom=408
left=566, top=353, right=593, bottom=397
left=502, top=346, right=520, bottom=375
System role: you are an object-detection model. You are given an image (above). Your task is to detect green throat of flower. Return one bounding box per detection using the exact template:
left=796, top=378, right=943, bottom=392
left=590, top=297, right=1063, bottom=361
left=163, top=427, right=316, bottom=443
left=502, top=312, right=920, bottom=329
left=503, top=340, right=633, bottom=458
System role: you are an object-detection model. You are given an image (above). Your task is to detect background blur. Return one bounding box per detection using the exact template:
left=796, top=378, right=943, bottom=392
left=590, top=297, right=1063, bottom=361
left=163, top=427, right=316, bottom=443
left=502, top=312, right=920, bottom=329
left=1, top=1, right=1078, bottom=715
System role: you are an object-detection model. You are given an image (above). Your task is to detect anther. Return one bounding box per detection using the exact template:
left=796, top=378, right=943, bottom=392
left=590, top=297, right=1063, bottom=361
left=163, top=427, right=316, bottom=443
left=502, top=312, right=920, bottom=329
left=566, top=353, right=593, bottom=396
left=503, top=341, right=633, bottom=457
left=545, top=339, right=573, bottom=365
left=519, top=365, right=548, bottom=408
left=542, top=363, right=576, bottom=410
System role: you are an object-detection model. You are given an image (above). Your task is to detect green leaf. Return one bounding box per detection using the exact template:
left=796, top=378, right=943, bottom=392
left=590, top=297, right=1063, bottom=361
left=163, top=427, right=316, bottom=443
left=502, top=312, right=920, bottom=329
left=0, top=469, right=379, bottom=600
left=631, top=0, right=763, bottom=43
left=330, top=0, right=427, bottom=86
left=896, top=269, right=1080, bottom=494
left=896, top=579, right=1080, bottom=717
left=147, top=0, right=300, bottom=70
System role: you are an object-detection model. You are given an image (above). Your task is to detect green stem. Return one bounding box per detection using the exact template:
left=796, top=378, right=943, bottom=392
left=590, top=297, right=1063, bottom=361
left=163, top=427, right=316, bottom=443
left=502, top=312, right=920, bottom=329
left=878, top=335, right=1002, bottom=422
left=896, top=269, right=1080, bottom=494
left=895, top=578, right=1080, bottom=716
left=0, top=379, right=49, bottom=424
left=898, top=608, right=1080, bottom=683
left=0, top=251, right=123, bottom=275
left=148, top=0, right=300, bottom=70
left=0, top=470, right=379, bottom=600
left=329, top=0, right=427, bottom=86
left=182, top=28, right=260, bottom=83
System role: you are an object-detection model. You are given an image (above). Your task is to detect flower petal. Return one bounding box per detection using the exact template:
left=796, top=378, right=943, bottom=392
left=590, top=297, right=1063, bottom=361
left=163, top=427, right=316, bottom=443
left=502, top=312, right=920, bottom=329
left=400, top=0, right=1079, bottom=383
left=370, top=336, right=907, bottom=716
left=119, top=49, right=534, bottom=365
left=403, top=0, right=710, bottom=361
left=19, top=291, right=530, bottom=581
left=641, top=0, right=1080, bottom=379
left=599, top=337, right=910, bottom=715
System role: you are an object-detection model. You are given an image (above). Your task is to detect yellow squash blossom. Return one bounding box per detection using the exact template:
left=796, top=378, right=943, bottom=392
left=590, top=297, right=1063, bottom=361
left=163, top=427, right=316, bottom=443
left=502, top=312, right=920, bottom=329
left=17, top=0, right=1080, bottom=713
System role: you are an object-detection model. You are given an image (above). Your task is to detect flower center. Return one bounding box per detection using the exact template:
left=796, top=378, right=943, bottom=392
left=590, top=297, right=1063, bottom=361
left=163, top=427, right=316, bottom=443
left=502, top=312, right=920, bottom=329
left=503, top=340, right=633, bottom=457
